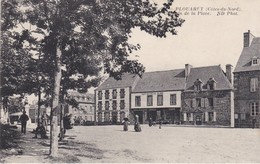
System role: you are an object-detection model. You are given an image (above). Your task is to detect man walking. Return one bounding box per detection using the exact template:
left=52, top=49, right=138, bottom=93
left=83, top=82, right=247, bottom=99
left=19, top=111, right=29, bottom=134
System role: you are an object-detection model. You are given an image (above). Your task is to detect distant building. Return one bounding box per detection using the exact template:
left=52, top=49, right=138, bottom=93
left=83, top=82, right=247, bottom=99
left=234, top=30, right=260, bottom=128
left=66, top=91, right=95, bottom=122
left=182, top=64, right=234, bottom=127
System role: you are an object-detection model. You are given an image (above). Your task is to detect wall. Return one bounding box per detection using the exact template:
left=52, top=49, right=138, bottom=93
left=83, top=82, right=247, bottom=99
left=234, top=70, right=260, bottom=128
left=131, top=91, right=182, bottom=109
left=182, top=90, right=233, bottom=126
left=95, top=87, right=131, bottom=123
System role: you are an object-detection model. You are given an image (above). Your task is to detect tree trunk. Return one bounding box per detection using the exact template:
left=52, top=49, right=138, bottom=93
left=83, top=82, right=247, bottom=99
left=59, top=103, right=64, bottom=141
left=49, top=48, right=62, bottom=157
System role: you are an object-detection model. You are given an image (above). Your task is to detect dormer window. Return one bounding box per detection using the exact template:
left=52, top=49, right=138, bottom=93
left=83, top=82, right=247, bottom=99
left=251, top=56, right=259, bottom=66
left=207, top=78, right=216, bottom=90
left=194, top=79, right=203, bottom=91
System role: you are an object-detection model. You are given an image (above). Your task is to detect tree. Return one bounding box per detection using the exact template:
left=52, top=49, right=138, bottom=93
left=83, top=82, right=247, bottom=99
left=2, top=0, right=184, bottom=157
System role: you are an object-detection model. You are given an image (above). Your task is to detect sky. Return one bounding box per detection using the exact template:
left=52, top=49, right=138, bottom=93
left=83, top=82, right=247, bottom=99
left=129, top=0, right=260, bottom=72
left=27, top=0, right=260, bottom=103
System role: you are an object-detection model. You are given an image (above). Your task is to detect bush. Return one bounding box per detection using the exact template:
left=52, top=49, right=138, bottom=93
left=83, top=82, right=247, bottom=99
left=0, top=123, right=20, bottom=149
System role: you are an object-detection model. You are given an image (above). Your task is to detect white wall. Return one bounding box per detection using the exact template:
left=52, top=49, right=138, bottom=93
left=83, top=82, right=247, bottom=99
left=131, top=91, right=182, bottom=109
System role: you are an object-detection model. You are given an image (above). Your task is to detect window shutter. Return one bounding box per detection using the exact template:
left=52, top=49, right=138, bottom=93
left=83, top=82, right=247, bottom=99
left=256, top=78, right=259, bottom=90
left=191, top=99, right=196, bottom=108
left=213, top=112, right=217, bottom=122
left=190, top=113, right=193, bottom=121
left=183, top=113, right=187, bottom=121
left=213, top=98, right=217, bottom=107
left=201, top=98, right=205, bottom=107
left=205, top=112, right=208, bottom=122
left=204, top=98, right=208, bottom=107
left=250, top=78, right=254, bottom=92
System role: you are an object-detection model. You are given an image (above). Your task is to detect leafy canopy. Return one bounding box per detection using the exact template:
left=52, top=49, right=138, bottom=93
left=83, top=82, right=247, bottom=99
left=1, top=0, right=184, bottom=96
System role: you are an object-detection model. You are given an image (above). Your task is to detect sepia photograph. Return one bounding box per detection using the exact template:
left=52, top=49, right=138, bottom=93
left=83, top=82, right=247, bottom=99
left=0, top=0, right=260, bottom=163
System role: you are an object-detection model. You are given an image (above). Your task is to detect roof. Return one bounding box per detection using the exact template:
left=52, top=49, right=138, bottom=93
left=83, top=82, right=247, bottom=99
left=185, top=65, right=233, bottom=91
left=95, top=73, right=138, bottom=91
left=132, top=69, right=186, bottom=93
left=67, top=90, right=94, bottom=103
left=234, top=37, right=260, bottom=72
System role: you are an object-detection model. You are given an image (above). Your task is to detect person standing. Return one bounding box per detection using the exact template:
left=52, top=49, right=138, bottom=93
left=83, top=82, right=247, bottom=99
left=148, top=117, right=152, bottom=127
left=41, top=112, right=48, bottom=131
left=122, top=118, right=129, bottom=131
left=134, top=115, right=141, bottom=132
left=19, top=111, right=29, bottom=134
left=159, top=119, right=162, bottom=129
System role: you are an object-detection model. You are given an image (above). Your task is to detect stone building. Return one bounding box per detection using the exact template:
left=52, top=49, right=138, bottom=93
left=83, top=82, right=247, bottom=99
left=131, top=69, right=185, bottom=124
left=95, top=64, right=235, bottom=127
left=234, top=30, right=260, bottom=128
left=66, top=90, right=95, bottom=122
left=181, top=65, right=234, bottom=127
left=95, top=74, right=139, bottom=124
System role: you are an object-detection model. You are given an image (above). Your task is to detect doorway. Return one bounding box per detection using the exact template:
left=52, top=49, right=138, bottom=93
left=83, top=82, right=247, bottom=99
left=195, top=115, right=202, bottom=125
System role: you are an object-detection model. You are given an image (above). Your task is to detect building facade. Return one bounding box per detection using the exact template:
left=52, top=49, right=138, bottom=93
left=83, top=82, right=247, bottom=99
left=182, top=65, right=234, bottom=127
left=95, top=74, right=139, bottom=124
left=234, top=30, right=260, bottom=128
left=131, top=69, right=185, bottom=124
left=96, top=64, right=235, bottom=127
left=65, top=91, right=95, bottom=122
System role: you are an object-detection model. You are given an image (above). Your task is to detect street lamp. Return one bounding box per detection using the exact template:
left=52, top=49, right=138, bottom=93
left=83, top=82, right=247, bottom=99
left=37, top=75, right=42, bottom=126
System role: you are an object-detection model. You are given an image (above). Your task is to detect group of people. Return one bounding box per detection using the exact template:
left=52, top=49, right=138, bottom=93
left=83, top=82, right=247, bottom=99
left=19, top=110, right=48, bottom=139
left=122, top=115, right=142, bottom=132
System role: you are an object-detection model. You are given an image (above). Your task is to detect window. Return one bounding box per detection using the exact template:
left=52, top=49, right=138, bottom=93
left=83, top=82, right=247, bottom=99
left=98, top=101, right=102, bottom=111
left=241, top=113, right=246, bottom=120
left=251, top=102, right=259, bottom=116
left=157, top=95, right=163, bottom=106
left=112, top=89, right=117, bottom=99
left=250, top=78, right=258, bottom=92
left=187, top=113, right=193, bottom=121
left=209, top=83, right=214, bottom=90
left=147, top=95, right=153, bottom=106
left=104, top=112, right=110, bottom=122
left=208, top=98, right=213, bottom=107
left=194, top=79, right=203, bottom=91
left=120, top=89, right=125, bottom=98
left=120, top=100, right=125, bottom=109
left=98, top=91, right=102, bottom=100
left=105, top=101, right=109, bottom=110
left=170, top=94, right=177, bottom=105
left=207, top=78, right=216, bottom=90
left=105, top=90, right=109, bottom=99
left=98, top=112, right=102, bottom=122
left=90, top=106, right=93, bottom=112
left=208, top=112, right=214, bottom=121
left=196, top=98, right=201, bottom=107
left=135, top=96, right=141, bottom=107
left=251, top=57, right=259, bottom=66
left=112, top=100, right=117, bottom=110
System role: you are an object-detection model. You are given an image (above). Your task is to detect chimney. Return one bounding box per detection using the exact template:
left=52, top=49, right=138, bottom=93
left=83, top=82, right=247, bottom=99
left=243, top=30, right=254, bottom=47
left=226, top=64, right=233, bottom=85
left=185, top=64, right=192, bottom=78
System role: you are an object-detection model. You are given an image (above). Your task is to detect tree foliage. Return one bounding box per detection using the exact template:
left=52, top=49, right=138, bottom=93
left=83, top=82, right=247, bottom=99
left=3, top=0, right=184, bottom=82
left=1, top=0, right=184, bottom=156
